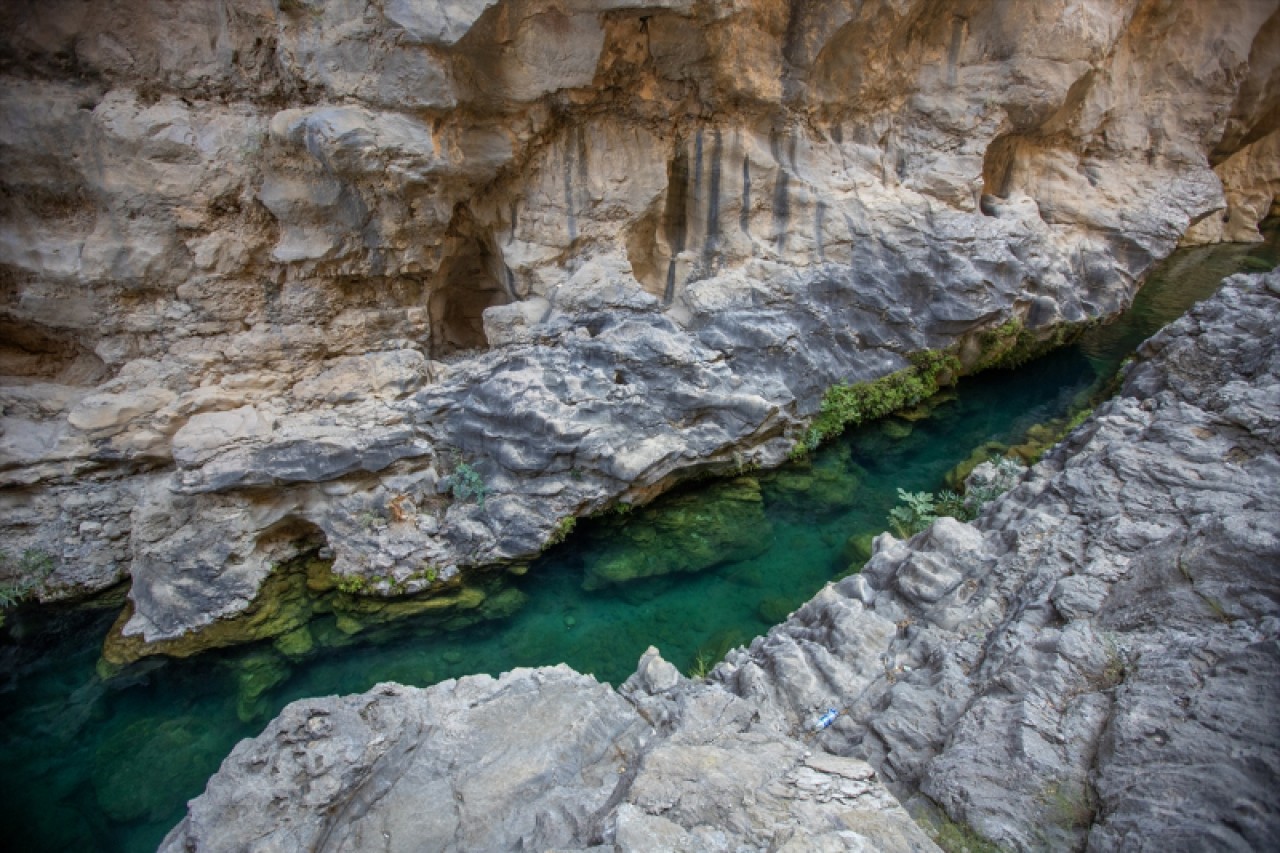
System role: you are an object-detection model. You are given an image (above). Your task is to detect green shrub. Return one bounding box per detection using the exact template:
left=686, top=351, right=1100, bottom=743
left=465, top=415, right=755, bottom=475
left=547, top=516, right=576, bottom=546
left=335, top=575, right=368, bottom=595
left=687, top=650, right=714, bottom=679
left=451, top=461, right=488, bottom=508
left=889, top=489, right=937, bottom=538
left=934, top=489, right=970, bottom=520
left=924, top=813, right=1007, bottom=853
left=0, top=549, right=56, bottom=625
left=887, top=457, right=1025, bottom=538
left=797, top=351, right=961, bottom=456
left=975, top=317, right=1082, bottom=372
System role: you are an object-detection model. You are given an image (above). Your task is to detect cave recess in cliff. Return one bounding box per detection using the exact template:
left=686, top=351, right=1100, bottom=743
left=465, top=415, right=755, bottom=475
left=429, top=235, right=510, bottom=356
left=0, top=317, right=107, bottom=384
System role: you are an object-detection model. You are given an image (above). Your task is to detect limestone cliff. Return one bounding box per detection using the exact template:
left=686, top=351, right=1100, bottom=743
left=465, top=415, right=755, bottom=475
left=163, top=272, right=1280, bottom=851
left=1, top=0, right=1277, bottom=647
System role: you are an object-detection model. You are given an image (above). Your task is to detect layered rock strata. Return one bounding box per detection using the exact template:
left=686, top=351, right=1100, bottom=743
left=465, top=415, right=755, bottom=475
left=164, top=273, right=1280, bottom=850
left=1, top=0, right=1278, bottom=647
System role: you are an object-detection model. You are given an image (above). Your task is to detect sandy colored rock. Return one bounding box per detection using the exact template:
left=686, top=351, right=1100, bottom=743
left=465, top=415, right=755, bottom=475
left=0, top=0, right=1277, bottom=650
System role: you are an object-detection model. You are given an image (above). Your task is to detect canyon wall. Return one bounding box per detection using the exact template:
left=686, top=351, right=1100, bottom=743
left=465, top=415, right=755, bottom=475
left=1, top=0, right=1277, bottom=646
left=164, top=271, right=1280, bottom=851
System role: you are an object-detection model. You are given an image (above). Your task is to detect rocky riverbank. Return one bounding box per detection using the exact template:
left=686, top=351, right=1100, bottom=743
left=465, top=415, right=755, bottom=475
left=162, top=273, right=1280, bottom=851
left=2, top=0, right=1278, bottom=652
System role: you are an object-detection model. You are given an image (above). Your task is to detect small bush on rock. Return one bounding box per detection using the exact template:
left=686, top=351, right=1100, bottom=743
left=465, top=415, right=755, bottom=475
left=924, top=813, right=1007, bottom=853
left=547, top=516, right=576, bottom=547
left=889, top=489, right=937, bottom=538
left=0, top=548, right=55, bottom=626
left=796, top=350, right=961, bottom=456
left=887, top=457, right=1025, bottom=538
left=450, top=461, right=488, bottom=508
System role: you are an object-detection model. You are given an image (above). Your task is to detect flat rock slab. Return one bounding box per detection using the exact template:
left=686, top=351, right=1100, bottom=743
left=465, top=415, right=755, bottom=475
left=163, top=660, right=938, bottom=852
left=164, top=666, right=650, bottom=852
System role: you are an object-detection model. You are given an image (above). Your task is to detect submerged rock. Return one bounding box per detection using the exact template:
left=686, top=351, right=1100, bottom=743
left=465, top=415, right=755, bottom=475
left=583, top=477, right=774, bottom=589
left=94, top=716, right=223, bottom=825
left=765, top=445, right=866, bottom=516
left=98, top=556, right=525, bottom=669
left=232, top=650, right=292, bottom=723
left=167, top=273, right=1280, bottom=851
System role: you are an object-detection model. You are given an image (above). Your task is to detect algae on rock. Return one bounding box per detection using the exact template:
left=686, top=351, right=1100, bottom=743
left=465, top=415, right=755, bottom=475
left=99, top=554, right=522, bottom=671
left=583, top=477, right=774, bottom=589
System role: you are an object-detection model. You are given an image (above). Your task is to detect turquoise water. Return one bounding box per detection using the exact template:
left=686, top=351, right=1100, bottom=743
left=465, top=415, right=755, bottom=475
left=1, top=228, right=1276, bottom=852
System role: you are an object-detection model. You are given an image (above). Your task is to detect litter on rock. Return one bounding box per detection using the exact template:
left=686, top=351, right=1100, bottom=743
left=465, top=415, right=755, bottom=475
left=812, top=708, right=839, bottom=730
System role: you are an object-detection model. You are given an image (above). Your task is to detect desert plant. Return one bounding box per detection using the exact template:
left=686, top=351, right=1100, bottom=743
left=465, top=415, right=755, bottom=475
left=0, top=549, right=56, bottom=625
left=1041, top=780, right=1098, bottom=831
left=962, top=457, right=1025, bottom=512
left=975, top=317, right=1081, bottom=372
left=687, top=650, right=714, bottom=679
left=796, top=350, right=962, bottom=456
left=924, top=813, right=1007, bottom=853
left=1102, top=644, right=1126, bottom=687
left=934, top=489, right=971, bottom=520
left=335, top=575, right=369, bottom=595
left=887, top=457, right=1025, bottom=538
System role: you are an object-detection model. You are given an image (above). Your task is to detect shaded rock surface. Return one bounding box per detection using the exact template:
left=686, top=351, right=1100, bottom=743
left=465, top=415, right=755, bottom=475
left=165, top=275, right=1280, bottom=850
left=2, top=0, right=1279, bottom=647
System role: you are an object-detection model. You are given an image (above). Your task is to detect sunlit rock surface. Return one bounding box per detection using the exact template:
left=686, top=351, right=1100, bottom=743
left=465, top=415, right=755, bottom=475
left=1, top=1, right=1277, bottom=645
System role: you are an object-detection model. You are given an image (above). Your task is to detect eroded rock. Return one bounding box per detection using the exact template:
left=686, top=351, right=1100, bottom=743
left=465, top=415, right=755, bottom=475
left=1, top=0, right=1277, bottom=653
left=167, top=275, right=1279, bottom=851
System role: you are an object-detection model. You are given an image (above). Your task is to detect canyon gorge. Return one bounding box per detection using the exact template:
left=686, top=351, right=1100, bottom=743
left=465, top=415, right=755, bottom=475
left=1, top=0, right=1278, bottom=850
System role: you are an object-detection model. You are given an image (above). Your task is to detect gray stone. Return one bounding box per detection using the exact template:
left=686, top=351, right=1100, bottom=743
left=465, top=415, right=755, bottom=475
left=164, top=657, right=938, bottom=853
left=162, top=668, right=652, bottom=853
left=168, top=277, right=1280, bottom=851
left=383, top=0, right=498, bottom=46
left=717, top=274, right=1280, bottom=850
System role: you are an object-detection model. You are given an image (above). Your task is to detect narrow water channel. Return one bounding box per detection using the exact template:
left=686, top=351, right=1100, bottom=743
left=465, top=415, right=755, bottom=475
left=2, top=228, right=1276, bottom=852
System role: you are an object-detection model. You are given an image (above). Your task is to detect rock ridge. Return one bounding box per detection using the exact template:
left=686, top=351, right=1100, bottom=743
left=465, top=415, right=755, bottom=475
left=164, top=272, right=1280, bottom=851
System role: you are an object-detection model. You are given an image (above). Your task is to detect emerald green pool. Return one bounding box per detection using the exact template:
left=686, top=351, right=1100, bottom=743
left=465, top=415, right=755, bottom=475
left=1, top=228, right=1276, bottom=852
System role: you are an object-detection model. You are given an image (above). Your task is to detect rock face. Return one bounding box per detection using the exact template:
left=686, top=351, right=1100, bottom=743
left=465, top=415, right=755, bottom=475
left=1, top=1, right=1278, bottom=646
left=165, top=274, right=1280, bottom=851
left=1185, top=6, right=1280, bottom=245
left=162, top=661, right=939, bottom=853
